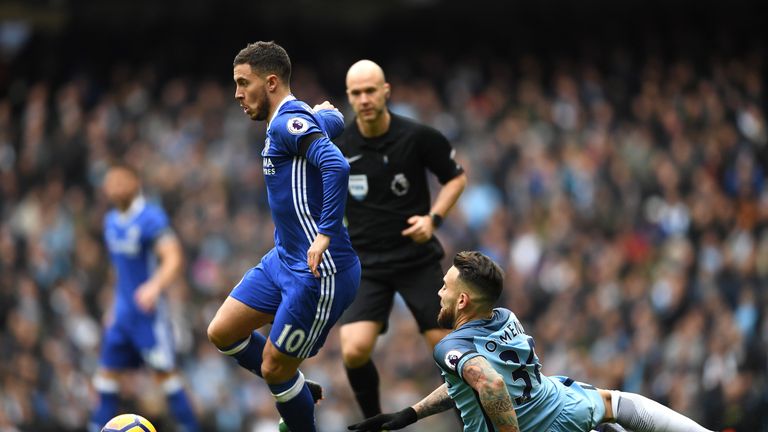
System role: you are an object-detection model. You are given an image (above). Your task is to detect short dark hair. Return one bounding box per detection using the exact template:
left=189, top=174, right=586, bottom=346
left=233, top=41, right=291, bottom=83
left=453, top=251, right=504, bottom=306
left=106, top=161, right=139, bottom=178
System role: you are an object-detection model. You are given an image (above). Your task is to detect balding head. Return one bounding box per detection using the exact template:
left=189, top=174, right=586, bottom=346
left=346, top=60, right=391, bottom=131
left=346, top=59, right=386, bottom=88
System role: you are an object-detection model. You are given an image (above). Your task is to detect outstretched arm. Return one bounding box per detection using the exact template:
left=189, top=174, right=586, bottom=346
left=347, top=383, right=454, bottom=431
left=462, top=356, right=520, bottom=432
left=412, top=383, right=455, bottom=419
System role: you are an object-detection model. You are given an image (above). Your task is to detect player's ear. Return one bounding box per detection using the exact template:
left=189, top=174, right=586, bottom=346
left=266, top=74, right=279, bottom=92
left=457, top=291, right=470, bottom=311
left=383, top=83, right=391, bottom=99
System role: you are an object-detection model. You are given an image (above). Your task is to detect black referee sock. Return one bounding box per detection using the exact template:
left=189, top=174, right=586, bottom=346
left=345, top=360, right=382, bottom=418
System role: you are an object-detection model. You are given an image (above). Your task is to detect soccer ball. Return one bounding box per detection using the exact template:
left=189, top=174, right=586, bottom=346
left=101, top=414, right=157, bottom=432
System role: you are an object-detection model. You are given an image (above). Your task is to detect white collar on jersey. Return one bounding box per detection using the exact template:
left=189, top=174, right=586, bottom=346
left=267, top=94, right=297, bottom=130
left=116, top=194, right=146, bottom=224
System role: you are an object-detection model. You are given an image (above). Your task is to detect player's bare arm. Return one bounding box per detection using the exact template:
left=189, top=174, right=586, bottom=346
left=412, top=383, right=455, bottom=419
left=463, top=356, right=520, bottom=432
left=346, top=383, right=452, bottom=431
left=135, top=234, right=183, bottom=312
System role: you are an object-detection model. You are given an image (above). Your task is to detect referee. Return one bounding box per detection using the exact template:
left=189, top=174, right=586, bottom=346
left=336, top=59, right=467, bottom=420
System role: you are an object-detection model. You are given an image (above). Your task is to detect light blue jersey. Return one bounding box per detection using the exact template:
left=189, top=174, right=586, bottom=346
left=434, top=308, right=605, bottom=431
left=101, top=195, right=176, bottom=370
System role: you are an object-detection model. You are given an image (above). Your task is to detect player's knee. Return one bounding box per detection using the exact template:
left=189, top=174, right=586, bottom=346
left=261, top=357, right=297, bottom=384
left=206, top=319, right=226, bottom=348
left=341, top=342, right=373, bottom=368
left=340, top=322, right=380, bottom=365
left=260, top=362, right=279, bottom=383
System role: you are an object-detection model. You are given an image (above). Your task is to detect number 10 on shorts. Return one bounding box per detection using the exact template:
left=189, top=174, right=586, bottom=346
left=275, top=324, right=307, bottom=354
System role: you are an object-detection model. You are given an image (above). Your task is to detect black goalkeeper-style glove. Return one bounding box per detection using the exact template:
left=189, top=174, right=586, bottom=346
left=348, top=407, right=418, bottom=431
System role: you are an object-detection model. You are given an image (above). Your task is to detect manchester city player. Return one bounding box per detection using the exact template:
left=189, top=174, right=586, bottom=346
left=90, top=165, right=199, bottom=432
left=349, top=252, right=714, bottom=432
left=206, top=41, right=360, bottom=432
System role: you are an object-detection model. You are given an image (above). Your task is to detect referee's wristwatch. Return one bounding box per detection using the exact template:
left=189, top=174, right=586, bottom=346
left=429, top=212, right=443, bottom=229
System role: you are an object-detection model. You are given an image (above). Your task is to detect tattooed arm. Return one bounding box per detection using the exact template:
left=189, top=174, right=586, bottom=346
left=462, top=356, right=520, bottom=432
left=347, top=383, right=453, bottom=431
left=412, top=383, right=455, bottom=419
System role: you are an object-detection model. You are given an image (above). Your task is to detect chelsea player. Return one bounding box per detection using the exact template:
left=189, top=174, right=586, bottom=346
left=349, top=252, right=715, bottom=432
left=90, top=165, right=199, bottom=432
left=206, top=41, right=360, bottom=432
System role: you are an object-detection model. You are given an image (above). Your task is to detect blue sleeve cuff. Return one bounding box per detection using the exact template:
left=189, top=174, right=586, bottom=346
left=317, top=109, right=345, bottom=140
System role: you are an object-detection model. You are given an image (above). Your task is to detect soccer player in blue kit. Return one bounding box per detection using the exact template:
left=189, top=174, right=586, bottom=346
left=90, top=165, right=199, bottom=432
left=349, top=252, right=715, bottom=432
left=206, top=41, right=360, bottom=432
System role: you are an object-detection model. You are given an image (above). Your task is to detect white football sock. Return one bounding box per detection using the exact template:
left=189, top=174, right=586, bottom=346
left=614, top=391, right=714, bottom=432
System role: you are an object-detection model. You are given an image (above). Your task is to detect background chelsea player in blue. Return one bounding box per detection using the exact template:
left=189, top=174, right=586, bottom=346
left=206, top=41, right=360, bottom=432
left=90, top=165, right=199, bottom=432
left=349, top=252, right=715, bottom=432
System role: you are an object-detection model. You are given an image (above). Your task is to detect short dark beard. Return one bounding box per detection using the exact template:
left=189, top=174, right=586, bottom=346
left=252, top=105, right=268, bottom=121
left=437, top=307, right=455, bottom=329
left=252, top=87, right=270, bottom=121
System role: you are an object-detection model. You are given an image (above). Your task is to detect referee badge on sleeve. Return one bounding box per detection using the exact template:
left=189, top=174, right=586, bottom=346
left=349, top=174, right=369, bottom=201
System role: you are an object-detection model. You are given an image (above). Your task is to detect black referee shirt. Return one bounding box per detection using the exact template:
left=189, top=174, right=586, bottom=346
left=335, top=113, right=464, bottom=271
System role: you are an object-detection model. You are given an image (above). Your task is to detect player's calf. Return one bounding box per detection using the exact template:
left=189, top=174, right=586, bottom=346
left=217, top=331, right=267, bottom=376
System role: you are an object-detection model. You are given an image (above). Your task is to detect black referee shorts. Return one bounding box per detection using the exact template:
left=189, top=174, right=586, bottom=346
left=339, top=260, right=444, bottom=334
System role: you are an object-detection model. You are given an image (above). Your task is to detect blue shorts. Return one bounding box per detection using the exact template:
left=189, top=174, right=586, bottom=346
left=230, top=248, right=360, bottom=359
left=550, top=376, right=606, bottom=431
left=100, top=307, right=176, bottom=372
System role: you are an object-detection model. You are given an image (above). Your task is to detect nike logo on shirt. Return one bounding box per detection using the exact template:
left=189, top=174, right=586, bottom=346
left=345, top=154, right=363, bottom=164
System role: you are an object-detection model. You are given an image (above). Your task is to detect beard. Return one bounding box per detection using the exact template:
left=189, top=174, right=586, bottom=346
left=437, top=305, right=456, bottom=329
left=250, top=88, right=270, bottom=121
left=251, top=104, right=268, bottom=121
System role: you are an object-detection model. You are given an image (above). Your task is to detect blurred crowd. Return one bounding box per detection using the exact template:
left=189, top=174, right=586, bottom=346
left=0, top=45, right=766, bottom=432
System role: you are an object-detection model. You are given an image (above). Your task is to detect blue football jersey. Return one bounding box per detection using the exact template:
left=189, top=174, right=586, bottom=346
left=262, top=96, right=357, bottom=277
left=434, top=308, right=566, bottom=431
left=103, top=196, right=172, bottom=319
